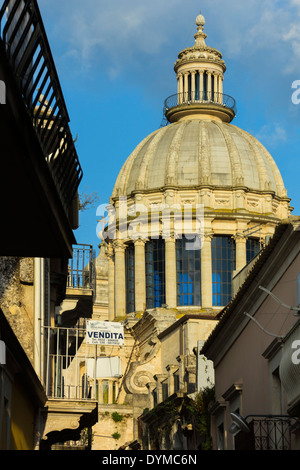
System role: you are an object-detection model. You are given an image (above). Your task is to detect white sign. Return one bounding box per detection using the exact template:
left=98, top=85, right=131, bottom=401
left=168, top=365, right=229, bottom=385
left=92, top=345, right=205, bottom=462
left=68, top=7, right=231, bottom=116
left=86, top=321, right=124, bottom=346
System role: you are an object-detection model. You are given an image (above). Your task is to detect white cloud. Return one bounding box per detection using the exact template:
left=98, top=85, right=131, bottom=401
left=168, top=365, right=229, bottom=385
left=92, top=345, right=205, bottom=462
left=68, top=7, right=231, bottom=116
left=38, top=0, right=300, bottom=93
left=255, top=124, right=287, bottom=149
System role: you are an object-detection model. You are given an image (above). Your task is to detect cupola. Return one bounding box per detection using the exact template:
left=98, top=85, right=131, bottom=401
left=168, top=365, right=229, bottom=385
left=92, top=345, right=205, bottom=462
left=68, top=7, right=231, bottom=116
left=164, top=12, right=236, bottom=123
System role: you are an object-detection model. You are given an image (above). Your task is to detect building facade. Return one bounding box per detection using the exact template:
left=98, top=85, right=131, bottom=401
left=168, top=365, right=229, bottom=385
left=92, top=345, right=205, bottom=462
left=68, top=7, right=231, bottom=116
left=202, top=220, right=300, bottom=450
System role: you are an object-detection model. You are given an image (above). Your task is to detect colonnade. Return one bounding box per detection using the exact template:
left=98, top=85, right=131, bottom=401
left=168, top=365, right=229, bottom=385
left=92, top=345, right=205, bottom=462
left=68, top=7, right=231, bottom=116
left=107, top=234, right=250, bottom=319
left=177, top=70, right=224, bottom=104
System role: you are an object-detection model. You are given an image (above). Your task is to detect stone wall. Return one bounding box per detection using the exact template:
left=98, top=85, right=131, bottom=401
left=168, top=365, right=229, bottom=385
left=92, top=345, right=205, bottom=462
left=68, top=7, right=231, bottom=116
left=0, top=257, right=34, bottom=364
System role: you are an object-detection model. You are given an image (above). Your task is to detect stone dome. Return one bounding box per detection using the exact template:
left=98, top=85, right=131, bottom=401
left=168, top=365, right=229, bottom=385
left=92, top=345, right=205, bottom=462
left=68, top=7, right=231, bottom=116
left=112, top=119, right=287, bottom=199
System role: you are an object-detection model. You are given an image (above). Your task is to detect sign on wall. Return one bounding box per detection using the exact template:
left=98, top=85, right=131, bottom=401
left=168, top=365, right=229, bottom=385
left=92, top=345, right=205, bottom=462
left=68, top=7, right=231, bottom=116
left=86, top=320, right=124, bottom=346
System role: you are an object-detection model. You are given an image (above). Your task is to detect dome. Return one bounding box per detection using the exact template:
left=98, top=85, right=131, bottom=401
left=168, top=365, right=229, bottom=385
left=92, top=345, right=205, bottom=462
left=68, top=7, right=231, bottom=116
left=112, top=119, right=287, bottom=199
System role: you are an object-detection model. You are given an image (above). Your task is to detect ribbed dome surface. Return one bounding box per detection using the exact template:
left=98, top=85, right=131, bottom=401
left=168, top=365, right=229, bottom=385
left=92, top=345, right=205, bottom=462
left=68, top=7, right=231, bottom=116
left=112, top=120, right=286, bottom=198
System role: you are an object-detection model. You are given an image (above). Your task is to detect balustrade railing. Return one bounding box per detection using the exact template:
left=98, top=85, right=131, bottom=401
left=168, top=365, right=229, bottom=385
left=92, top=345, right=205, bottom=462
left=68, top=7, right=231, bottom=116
left=164, top=91, right=237, bottom=117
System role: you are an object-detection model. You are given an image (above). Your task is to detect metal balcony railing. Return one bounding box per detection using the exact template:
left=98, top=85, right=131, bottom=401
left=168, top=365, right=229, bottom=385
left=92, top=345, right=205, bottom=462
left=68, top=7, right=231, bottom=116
left=235, top=415, right=299, bottom=450
left=251, top=416, right=294, bottom=450
left=0, top=0, right=83, bottom=213
left=43, top=324, right=121, bottom=403
left=67, top=244, right=95, bottom=290
left=163, top=91, right=237, bottom=118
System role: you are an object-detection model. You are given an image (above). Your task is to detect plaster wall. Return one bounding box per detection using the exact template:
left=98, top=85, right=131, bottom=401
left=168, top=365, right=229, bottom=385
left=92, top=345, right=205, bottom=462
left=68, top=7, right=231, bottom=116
left=214, top=251, right=300, bottom=417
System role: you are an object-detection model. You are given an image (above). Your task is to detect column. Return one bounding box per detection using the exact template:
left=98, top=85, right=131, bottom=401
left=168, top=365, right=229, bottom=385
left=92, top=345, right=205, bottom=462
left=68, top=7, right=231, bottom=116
left=214, top=73, right=218, bottom=102
left=177, top=74, right=181, bottom=101
left=134, top=238, right=146, bottom=312
left=165, top=236, right=177, bottom=308
left=178, top=73, right=183, bottom=103
left=191, top=71, right=196, bottom=101
left=207, top=71, right=212, bottom=100
left=113, top=240, right=126, bottom=318
left=201, top=234, right=213, bottom=309
left=235, top=235, right=247, bottom=272
left=184, top=72, right=189, bottom=102
left=106, top=244, right=115, bottom=321
left=219, top=75, right=223, bottom=103
left=199, top=71, right=204, bottom=101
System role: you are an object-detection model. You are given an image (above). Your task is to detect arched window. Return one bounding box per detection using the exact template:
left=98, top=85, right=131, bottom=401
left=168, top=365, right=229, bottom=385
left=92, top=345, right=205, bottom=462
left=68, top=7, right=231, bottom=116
left=176, top=236, right=201, bottom=306
left=125, top=244, right=135, bottom=313
left=145, top=239, right=165, bottom=308
left=246, top=238, right=261, bottom=264
left=211, top=236, right=236, bottom=307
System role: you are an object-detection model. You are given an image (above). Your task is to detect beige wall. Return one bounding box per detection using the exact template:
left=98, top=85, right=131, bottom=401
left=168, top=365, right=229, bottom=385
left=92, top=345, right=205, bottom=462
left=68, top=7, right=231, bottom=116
left=212, top=250, right=300, bottom=449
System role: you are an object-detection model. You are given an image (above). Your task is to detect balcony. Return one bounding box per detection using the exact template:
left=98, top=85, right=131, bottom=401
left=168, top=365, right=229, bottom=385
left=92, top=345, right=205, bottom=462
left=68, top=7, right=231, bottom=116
left=163, top=91, right=237, bottom=124
left=0, top=0, right=83, bottom=257
left=234, top=415, right=298, bottom=450
left=41, top=244, right=99, bottom=449
left=58, top=244, right=95, bottom=328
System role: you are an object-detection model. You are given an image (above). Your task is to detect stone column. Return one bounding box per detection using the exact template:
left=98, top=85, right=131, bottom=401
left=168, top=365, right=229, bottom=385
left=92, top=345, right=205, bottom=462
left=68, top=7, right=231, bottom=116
left=201, top=234, right=213, bottom=309
left=214, top=73, right=218, bottom=102
left=178, top=73, right=183, bottom=103
left=199, top=71, right=204, bottom=100
left=184, top=72, right=189, bottom=102
left=191, top=71, right=196, bottom=101
left=113, top=240, right=126, bottom=318
left=106, top=244, right=115, bottom=321
left=134, top=238, right=146, bottom=312
left=207, top=71, right=212, bottom=100
left=165, top=236, right=177, bottom=308
left=235, top=235, right=247, bottom=272
left=219, top=75, right=223, bottom=101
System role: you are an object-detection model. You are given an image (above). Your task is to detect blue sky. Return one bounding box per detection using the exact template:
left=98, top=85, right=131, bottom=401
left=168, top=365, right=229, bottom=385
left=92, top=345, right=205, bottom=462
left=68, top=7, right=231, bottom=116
left=38, top=0, right=300, bottom=255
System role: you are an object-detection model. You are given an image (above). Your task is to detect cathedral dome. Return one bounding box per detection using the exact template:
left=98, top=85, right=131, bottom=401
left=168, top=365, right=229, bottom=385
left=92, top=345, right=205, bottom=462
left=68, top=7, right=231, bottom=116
left=112, top=119, right=287, bottom=199
left=105, top=11, right=292, bottom=322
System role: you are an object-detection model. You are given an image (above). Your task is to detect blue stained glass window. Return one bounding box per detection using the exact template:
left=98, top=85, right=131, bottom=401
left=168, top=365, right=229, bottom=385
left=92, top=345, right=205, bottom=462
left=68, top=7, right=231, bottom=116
left=145, top=239, right=165, bottom=308
left=176, top=236, right=201, bottom=306
left=125, top=243, right=135, bottom=313
left=246, top=238, right=261, bottom=264
left=211, top=236, right=236, bottom=307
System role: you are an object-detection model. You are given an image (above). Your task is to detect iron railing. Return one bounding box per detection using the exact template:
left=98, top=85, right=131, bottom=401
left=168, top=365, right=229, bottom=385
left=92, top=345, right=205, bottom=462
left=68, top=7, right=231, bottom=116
left=0, top=0, right=83, bottom=213
left=67, top=244, right=95, bottom=290
left=163, top=91, right=237, bottom=118
left=251, top=416, right=294, bottom=450
left=235, top=415, right=299, bottom=450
